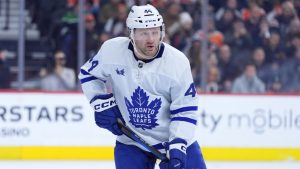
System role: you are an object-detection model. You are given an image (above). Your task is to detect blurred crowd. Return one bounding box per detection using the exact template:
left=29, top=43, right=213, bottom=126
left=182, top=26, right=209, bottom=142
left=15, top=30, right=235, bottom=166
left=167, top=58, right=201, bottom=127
left=0, top=0, right=300, bottom=93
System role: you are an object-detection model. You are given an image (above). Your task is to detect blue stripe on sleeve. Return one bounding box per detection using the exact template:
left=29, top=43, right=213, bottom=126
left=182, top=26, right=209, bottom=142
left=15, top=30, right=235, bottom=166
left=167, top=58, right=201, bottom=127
left=80, top=69, right=107, bottom=84
left=80, top=76, right=98, bottom=84
left=170, top=106, right=198, bottom=115
left=171, top=117, right=197, bottom=125
left=80, top=69, right=90, bottom=75
left=90, top=93, right=113, bottom=103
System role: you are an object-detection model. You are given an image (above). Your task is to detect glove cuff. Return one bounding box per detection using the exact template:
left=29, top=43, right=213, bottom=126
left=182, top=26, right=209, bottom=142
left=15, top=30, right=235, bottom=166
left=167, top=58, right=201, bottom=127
left=169, top=138, right=187, bottom=154
left=169, top=138, right=187, bottom=145
left=169, top=143, right=187, bottom=155
left=90, top=94, right=117, bottom=112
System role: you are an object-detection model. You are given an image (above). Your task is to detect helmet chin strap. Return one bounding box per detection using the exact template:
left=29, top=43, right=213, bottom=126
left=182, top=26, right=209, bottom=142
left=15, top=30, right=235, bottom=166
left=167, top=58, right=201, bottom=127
left=130, top=30, right=162, bottom=60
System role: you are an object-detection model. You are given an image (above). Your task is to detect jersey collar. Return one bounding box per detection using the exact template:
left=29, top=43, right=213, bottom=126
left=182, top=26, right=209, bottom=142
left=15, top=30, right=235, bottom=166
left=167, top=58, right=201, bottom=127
left=128, top=41, right=165, bottom=63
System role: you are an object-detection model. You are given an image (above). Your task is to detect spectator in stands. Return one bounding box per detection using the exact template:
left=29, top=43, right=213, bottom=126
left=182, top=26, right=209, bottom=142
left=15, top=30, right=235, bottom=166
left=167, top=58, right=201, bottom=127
left=215, top=0, right=240, bottom=23
left=206, top=66, right=220, bottom=92
left=285, top=18, right=300, bottom=53
left=261, top=62, right=284, bottom=93
left=216, top=8, right=238, bottom=34
left=252, top=47, right=267, bottom=77
left=85, top=0, right=100, bottom=20
left=250, top=47, right=284, bottom=92
left=281, top=48, right=300, bottom=92
left=163, top=2, right=182, bottom=38
left=244, top=4, right=266, bottom=41
left=103, top=3, right=128, bottom=37
left=209, top=30, right=224, bottom=51
left=225, top=18, right=253, bottom=66
left=217, top=44, right=238, bottom=91
left=215, top=0, right=241, bottom=33
left=85, top=13, right=99, bottom=60
left=286, top=18, right=300, bottom=41
left=274, top=1, right=298, bottom=35
left=195, top=16, right=224, bottom=52
left=253, top=18, right=271, bottom=47
left=188, top=31, right=202, bottom=88
left=242, top=3, right=266, bottom=28
left=294, top=0, right=300, bottom=16
left=35, top=0, right=67, bottom=39
left=187, top=1, right=202, bottom=30
left=231, top=62, right=265, bottom=93
left=208, top=53, right=219, bottom=68
left=0, top=49, right=11, bottom=89
left=151, top=0, right=167, bottom=14
left=170, top=12, right=194, bottom=55
left=262, top=30, right=286, bottom=64
left=98, top=0, right=123, bottom=28
left=40, top=51, right=76, bottom=91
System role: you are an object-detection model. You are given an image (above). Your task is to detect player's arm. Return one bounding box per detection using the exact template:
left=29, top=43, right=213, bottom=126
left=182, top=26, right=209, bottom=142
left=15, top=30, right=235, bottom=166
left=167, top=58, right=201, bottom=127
left=169, top=66, right=198, bottom=143
left=164, top=62, right=199, bottom=169
left=78, top=43, right=123, bottom=135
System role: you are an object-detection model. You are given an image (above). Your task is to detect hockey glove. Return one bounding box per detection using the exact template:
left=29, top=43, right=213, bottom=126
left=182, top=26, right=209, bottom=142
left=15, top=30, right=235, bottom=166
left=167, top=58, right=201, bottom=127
left=159, top=138, right=187, bottom=169
left=90, top=93, right=123, bottom=135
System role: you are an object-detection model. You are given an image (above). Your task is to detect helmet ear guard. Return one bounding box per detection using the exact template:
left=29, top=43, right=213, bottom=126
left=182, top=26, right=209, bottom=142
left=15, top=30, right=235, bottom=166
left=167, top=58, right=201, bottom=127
left=128, top=28, right=134, bottom=43
left=160, top=24, right=165, bottom=41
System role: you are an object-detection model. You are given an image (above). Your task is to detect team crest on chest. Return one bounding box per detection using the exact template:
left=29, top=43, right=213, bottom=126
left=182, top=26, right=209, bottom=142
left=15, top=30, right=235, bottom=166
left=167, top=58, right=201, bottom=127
left=124, top=86, right=161, bottom=130
left=116, top=68, right=125, bottom=76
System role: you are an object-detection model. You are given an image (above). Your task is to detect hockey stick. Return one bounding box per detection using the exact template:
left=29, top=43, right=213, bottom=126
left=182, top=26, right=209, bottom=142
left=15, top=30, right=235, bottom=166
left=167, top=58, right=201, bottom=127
left=117, top=118, right=168, bottom=162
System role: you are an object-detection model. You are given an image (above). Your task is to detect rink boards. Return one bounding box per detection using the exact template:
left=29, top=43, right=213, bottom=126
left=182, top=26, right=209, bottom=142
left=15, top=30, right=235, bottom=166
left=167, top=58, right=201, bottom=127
left=0, top=92, right=299, bottom=161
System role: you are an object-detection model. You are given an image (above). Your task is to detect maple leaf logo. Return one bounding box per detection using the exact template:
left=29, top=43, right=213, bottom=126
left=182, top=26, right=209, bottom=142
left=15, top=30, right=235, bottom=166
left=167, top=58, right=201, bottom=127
left=124, top=86, right=161, bottom=130
left=116, top=68, right=125, bottom=76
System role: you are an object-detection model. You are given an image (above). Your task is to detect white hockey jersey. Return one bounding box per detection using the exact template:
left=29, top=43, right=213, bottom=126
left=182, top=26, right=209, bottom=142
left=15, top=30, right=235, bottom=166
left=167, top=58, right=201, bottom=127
left=79, top=37, right=200, bottom=151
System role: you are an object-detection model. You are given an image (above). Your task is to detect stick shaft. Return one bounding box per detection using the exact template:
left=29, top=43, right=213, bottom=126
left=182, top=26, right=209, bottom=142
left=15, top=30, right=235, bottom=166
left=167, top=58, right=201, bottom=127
left=117, top=118, right=168, bottom=161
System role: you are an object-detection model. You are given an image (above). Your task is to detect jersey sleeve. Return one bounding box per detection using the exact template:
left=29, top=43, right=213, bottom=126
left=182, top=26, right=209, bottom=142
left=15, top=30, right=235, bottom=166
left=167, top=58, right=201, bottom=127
left=169, top=62, right=199, bottom=145
left=78, top=43, right=110, bottom=101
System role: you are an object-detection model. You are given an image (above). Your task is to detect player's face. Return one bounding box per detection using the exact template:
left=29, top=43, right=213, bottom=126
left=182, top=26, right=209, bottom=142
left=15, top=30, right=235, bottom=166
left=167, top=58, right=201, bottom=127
left=133, top=27, right=161, bottom=59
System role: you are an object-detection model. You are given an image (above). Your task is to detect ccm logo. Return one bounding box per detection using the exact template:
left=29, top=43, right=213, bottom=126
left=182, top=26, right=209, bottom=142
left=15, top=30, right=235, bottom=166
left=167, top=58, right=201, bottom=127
left=181, top=145, right=187, bottom=152
left=94, top=100, right=116, bottom=110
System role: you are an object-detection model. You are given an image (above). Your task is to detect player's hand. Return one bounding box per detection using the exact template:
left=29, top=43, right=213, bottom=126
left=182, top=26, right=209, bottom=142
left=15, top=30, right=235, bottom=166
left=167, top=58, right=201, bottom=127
left=90, top=93, right=123, bottom=135
left=159, top=138, right=187, bottom=169
left=169, top=138, right=187, bottom=169
left=158, top=160, right=169, bottom=169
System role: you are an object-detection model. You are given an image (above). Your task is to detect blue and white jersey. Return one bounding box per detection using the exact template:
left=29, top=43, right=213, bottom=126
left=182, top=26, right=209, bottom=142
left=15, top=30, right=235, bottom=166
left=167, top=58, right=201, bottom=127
left=79, top=37, right=199, bottom=151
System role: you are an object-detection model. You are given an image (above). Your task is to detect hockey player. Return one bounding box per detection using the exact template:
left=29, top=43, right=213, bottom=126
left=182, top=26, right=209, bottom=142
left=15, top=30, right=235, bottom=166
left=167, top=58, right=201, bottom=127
left=79, top=4, right=207, bottom=169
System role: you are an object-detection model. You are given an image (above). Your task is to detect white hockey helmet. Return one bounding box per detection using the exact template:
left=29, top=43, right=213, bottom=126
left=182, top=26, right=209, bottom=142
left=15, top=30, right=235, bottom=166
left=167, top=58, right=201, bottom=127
left=126, top=4, right=164, bottom=30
